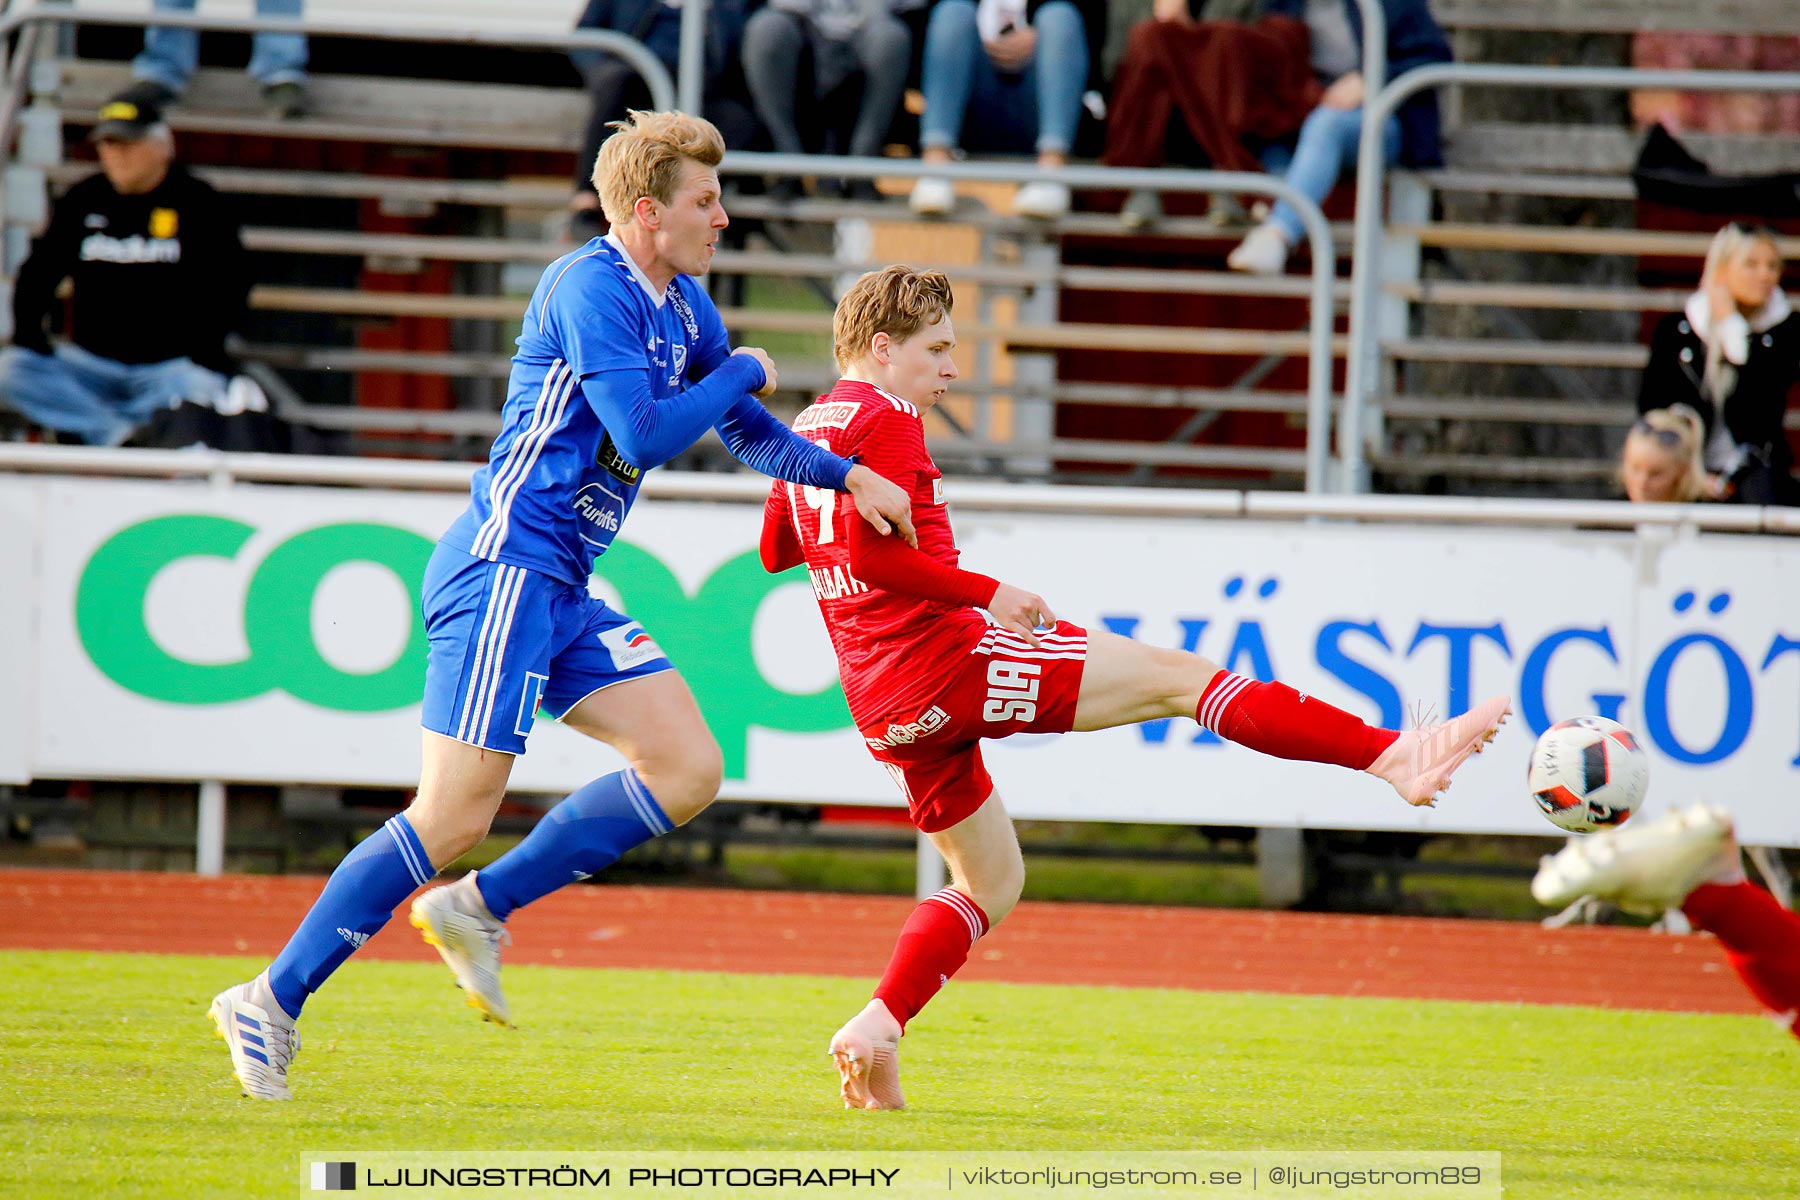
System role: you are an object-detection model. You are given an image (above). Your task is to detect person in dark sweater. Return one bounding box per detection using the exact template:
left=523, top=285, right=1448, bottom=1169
left=0, top=96, right=249, bottom=446
left=1638, top=222, right=1800, bottom=506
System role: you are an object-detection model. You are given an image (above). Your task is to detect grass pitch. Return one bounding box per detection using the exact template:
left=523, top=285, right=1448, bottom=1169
left=5, top=949, right=1794, bottom=1199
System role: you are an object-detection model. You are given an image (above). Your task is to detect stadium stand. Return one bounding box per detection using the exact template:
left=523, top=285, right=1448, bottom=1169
left=2, top=0, right=1796, bottom=496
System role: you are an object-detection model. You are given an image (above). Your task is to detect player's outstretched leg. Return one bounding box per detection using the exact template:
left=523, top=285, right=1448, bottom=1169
left=1684, top=876, right=1800, bottom=1042
left=1532, top=803, right=1800, bottom=1040
left=1076, top=633, right=1510, bottom=808
left=830, top=794, right=1019, bottom=1110
left=410, top=873, right=513, bottom=1027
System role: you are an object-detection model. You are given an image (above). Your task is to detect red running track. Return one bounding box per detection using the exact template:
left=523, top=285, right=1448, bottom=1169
left=0, top=868, right=1760, bottom=1015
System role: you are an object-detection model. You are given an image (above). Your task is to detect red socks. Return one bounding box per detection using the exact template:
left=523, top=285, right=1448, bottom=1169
left=1683, top=881, right=1800, bottom=1039
left=872, top=888, right=989, bottom=1030
left=1197, top=671, right=1398, bottom=771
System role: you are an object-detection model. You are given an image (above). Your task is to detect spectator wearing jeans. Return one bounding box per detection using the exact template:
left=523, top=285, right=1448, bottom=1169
left=1227, top=0, right=1449, bottom=274
left=1638, top=223, right=1800, bottom=506
left=742, top=0, right=920, bottom=199
left=909, top=0, right=1105, bottom=220
left=0, top=97, right=248, bottom=446
left=118, top=0, right=308, bottom=119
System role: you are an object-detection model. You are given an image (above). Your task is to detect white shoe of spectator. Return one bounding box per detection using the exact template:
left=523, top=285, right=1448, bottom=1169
left=1228, top=222, right=1291, bottom=275
left=909, top=177, right=955, bottom=217
left=1014, top=181, right=1070, bottom=220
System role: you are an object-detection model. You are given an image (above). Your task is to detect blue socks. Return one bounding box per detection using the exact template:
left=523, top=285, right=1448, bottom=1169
left=261, top=773, right=670, bottom=1019
left=476, top=770, right=671, bottom=921
left=267, top=814, right=434, bottom=1020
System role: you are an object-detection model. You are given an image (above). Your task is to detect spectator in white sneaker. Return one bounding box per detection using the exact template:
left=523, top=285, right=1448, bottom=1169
left=910, top=0, right=1105, bottom=220
left=1227, top=0, right=1450, bottom=275
left=1637, top=222, right=1800, bottom=507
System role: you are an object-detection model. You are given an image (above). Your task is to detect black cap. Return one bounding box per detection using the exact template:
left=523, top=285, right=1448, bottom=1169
left=90, top=96, right=163, bottom=142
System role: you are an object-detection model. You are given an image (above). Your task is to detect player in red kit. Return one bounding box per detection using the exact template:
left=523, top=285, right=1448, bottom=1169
left=760, top=266, right=1513, bottom=1111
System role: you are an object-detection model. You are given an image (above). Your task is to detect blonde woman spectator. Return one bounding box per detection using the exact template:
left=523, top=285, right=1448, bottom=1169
left=1638, top=222, right=1800, bottom=506
left=1621, top=406, right=1712, bottom=504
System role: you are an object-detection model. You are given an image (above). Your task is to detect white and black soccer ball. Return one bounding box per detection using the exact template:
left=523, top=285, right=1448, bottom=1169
left=1527, top=716, right=1649, bottom=834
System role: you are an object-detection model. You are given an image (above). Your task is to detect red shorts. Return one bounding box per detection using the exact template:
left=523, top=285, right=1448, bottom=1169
left=858, top=621, right=1088, bottom=833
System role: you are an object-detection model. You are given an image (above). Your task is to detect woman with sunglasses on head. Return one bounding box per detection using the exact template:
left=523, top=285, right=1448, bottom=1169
left=1638, top=222, right=1800, bottom=506
left=1620, top=405, right=1715, bottom=503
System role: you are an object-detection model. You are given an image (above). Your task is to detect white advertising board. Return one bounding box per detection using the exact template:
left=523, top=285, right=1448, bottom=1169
left=0, top=480, right=37, bottom=784
left=8, top=474, right=1799, bottom=845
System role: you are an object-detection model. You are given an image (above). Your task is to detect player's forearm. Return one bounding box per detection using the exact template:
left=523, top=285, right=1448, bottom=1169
left=581, top=355, right=765, bottom=469
left=849, top=529, right=997, bottom=608
left=759, top=516, right=805, bottom=573
left=717, top=395, right=853, bottom=488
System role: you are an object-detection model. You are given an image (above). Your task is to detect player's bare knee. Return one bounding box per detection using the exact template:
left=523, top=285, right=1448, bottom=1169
left=638, top=741, right=722, bottom=826
left=962, top=856, right=1025, bottom=926
left=407, top=801, right=497, bottom=867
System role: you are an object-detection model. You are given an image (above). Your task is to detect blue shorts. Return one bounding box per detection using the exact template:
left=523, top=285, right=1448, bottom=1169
left=419, top=544, right=672, bottom=754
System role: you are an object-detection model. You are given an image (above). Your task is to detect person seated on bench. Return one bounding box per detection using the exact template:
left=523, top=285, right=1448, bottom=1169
left=1226, top=0, right=1450, bottom=275
left=0, top=96, right=249, bottom=447
left=1638, top=222, right=1800, bottom=507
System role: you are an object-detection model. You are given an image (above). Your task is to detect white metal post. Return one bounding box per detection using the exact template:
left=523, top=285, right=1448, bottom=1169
left=914, top=831, right=945, bottom=900
left=196, top=780, right=226, bottom=876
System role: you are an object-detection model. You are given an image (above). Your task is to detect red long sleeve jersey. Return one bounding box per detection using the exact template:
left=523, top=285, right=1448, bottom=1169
left=762, top=380, right=996, bottom=726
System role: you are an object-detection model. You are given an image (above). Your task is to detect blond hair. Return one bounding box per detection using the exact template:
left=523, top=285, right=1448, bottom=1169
left=590, top=110, right=725, bottom=227
left=1697, top=222, right=1782, bottom=405
left=833, top=266, right=956, bottom=370
left=1622, top=404, right=1708, bottom=503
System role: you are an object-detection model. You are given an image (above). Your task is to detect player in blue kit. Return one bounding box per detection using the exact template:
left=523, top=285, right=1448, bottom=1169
left=207, top=110, right=915, bottom=1100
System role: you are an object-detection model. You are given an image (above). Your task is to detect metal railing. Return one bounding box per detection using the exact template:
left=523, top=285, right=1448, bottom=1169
left=6, top=441, right=1798, bottom=533
left=717, top=151, right=1339, bottom=491
left=0, top=0, right=677, bottom=158
left=1344, top=62, right=1800, bottom=490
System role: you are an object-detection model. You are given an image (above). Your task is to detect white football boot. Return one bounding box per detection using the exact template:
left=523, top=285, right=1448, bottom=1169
left=1532, top=803, right=1741, bottom=914
left=209, top=974, right=300, bottom=1100
left=410, top=873, right=513, bottom=1026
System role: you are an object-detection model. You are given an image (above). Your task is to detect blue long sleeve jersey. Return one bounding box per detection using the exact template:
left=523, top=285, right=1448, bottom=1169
left=441, top=233, right=852, bottom=585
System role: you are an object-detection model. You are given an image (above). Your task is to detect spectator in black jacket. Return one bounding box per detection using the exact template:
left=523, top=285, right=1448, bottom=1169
left=0, top=97, right=249, bottom=446
left=1638, top=222, right=1800, bottom=506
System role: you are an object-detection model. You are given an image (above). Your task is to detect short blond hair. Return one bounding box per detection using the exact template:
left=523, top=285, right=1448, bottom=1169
left=591, top=109, right=725, bottom=227
left=833, top=266, right=955, bottom=370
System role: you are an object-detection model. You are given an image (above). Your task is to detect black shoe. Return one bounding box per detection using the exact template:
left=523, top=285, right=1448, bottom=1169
left=768, top=176, right=804, bottom=206
left=112, top=79, right=178, bottom=110
left=844, top=178, right=883, bottom=204
left=262, top=81, right=307, bottom=120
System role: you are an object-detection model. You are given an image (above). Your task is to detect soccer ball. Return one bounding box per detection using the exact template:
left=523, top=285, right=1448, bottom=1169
left=1527, top=716, right=1648, bottom=833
